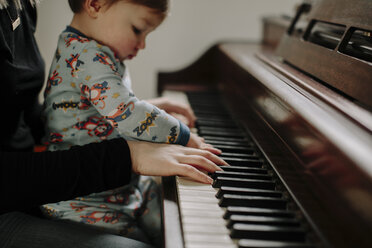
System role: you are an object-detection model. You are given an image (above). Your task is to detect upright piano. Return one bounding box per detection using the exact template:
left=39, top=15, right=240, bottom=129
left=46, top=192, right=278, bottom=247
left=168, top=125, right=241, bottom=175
left=158, top=0, right=372, bottom=247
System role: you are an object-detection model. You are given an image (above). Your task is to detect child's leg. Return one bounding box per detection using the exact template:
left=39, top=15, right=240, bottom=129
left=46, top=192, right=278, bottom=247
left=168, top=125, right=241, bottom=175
left=41, top=176, right=153, bottom=244
left=135, top=176, right=162, bottom=247
left=43, top=202, right=149, bottom=240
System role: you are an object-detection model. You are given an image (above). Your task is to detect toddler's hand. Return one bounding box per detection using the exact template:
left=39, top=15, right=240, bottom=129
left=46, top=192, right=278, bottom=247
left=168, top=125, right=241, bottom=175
left=186, top=133, right=221, bottom=155
left=147, top=97, right=196, bottom=128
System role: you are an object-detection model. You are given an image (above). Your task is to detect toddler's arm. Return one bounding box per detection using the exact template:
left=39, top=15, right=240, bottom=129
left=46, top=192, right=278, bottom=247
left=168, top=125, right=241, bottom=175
left=146, top=97, right=196, bottom=128
left=78, top=46, right=190, bottom=145
left=147, top=97, right=221, bottom=154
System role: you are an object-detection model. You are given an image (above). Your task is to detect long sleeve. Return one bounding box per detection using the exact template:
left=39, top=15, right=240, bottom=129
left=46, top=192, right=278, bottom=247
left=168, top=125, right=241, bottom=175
left=78, top=45, right=190, bottom=144
left=0, top=138, right=132, bottom=214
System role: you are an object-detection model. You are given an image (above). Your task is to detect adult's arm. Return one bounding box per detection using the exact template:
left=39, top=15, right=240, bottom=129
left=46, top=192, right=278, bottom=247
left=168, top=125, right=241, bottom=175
left=0, top=138, right=132, bottom=213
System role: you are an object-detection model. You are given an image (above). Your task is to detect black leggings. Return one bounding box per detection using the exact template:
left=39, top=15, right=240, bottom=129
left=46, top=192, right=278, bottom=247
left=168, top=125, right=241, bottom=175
left=0, top=212, right=154, bottom=248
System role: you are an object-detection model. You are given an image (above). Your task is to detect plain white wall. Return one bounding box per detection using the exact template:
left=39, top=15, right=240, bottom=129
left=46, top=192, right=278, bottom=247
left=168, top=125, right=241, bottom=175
left=35, top=0, right=299, bottom=100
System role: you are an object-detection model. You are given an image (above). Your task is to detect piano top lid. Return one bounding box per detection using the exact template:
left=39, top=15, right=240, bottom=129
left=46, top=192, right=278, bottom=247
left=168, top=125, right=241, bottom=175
left=275, top=0, right=372, bottom=111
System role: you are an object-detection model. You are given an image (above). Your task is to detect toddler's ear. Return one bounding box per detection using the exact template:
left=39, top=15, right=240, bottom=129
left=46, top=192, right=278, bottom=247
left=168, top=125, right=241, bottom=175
left=83, top=0, right=105, bottom=18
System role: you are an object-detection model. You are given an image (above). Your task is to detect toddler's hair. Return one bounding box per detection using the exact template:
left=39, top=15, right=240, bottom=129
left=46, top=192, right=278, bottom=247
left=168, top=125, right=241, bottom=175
left=68, top=0, right=168, bottom=14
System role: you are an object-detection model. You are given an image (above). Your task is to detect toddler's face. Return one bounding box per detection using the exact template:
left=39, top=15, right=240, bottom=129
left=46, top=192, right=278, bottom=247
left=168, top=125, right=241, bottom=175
left=94, top=1, right=164, bottom=61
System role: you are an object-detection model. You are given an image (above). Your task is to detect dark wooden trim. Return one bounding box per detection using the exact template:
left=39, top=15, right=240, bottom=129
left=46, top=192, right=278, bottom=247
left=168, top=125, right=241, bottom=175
left=160, top=176, right=184, bottom=248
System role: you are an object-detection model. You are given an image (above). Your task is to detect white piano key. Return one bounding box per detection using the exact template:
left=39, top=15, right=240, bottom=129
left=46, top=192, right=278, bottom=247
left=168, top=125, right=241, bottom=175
left=178, top=188, right=217, bottom=197
left=187, top=244, right=236, bottom=248
left=178, top=187, right=217, bottom=195
left=181, top=214, right=226, bottom=227
left=180, top=201, right=223, bottom=210
left=178, top=184, right=215, bottom=192
left=183, top=223, right=229, bottom=234
left=180, top=205, right=222, bottom=212
left=181, top=209, right=224, bottom=218
left=182, top=216, right=227, bottom=226
left=183, top=233, right=236, bottom=246
left=179, top=194, right=220, bottom=204
left=177, top=177, right=216, bottom=191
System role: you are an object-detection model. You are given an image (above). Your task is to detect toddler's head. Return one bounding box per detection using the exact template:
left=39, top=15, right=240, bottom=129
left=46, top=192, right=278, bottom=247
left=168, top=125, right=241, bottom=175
left=69, top=0, right=168, bottom=61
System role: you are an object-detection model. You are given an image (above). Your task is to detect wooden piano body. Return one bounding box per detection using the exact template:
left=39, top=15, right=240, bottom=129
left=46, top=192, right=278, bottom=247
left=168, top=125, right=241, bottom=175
left=158, top=0, right=372, bottom=247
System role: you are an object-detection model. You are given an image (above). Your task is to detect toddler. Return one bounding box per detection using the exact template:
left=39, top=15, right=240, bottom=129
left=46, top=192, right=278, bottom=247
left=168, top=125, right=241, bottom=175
left=41, top=0, right=216, bottom=246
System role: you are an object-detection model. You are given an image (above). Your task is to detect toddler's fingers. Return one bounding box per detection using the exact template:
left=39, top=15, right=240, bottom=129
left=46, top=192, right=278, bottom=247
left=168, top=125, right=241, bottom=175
left=179, top=106, right=196, bottom=128
left=170, top=104, right=196, bottom=128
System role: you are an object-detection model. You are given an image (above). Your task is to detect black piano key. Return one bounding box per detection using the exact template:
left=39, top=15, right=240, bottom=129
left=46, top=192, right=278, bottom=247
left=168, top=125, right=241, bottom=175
left=212, top=171, right=272, bottom=181
left=190, top=103, right=224, bottom=109
left=199, top=129, right=245, bottom=138
left=222, top=157, right=263, bottom=167
left=220, top=166, right=268, bottom=174
left=203, top=136, right=250, bottom=142
left=187, top=91, right=220, bottom=97
left=212, top=144, right=255, bottom=154
left=206, top=139, right=252, bottom=147
left=224, top=206, right=296, bottom=219
left=198, top=126, right=243, bottom=133
left=230, top=223, right=306, bottom=241
left=220, top=152, right=258, bottom=158
left=196, top=119, right=237, bottom=128
left=197, top=116, right=236, bottom=124
left=216, top=186, right=282, bottom=198
left=238, top=239, right=314, bottom=248
left=191, top=103, right=227, bottom=109
left=195, top=114, right=228, bottom=120
left=193, top=104, right=223, bottom=109
left=190, top=99, right=225, bottom=106
left=219, top=194, right=287, bottom=209
left=195, top=116, right=230, bottom=123
left=227, top=215, right=301, bottom=228
left=193, top=111, right=230, bottom=118
left=213, top=177, right=275, bottom=190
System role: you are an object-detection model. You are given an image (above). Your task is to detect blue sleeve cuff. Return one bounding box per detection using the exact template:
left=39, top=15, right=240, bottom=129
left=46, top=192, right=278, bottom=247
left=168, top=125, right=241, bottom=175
left=175, top=121, right=190, bottom=146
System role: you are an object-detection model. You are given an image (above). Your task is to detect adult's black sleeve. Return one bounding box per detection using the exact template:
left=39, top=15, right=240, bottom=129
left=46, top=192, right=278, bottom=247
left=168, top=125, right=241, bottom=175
left=0, top=138, right=132, bottom=214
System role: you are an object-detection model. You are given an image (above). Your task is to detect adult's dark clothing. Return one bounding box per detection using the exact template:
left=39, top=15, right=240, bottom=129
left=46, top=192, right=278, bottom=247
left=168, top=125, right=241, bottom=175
left=0, top=138, right=133, bottom=214
left=0, top=0, right=45, bottom=151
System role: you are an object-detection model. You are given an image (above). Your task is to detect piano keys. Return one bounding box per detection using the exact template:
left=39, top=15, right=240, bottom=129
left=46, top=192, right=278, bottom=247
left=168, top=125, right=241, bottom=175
left=165, top=91, right=319, bottom=248
left=158, top=0, right=372, bottom=247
